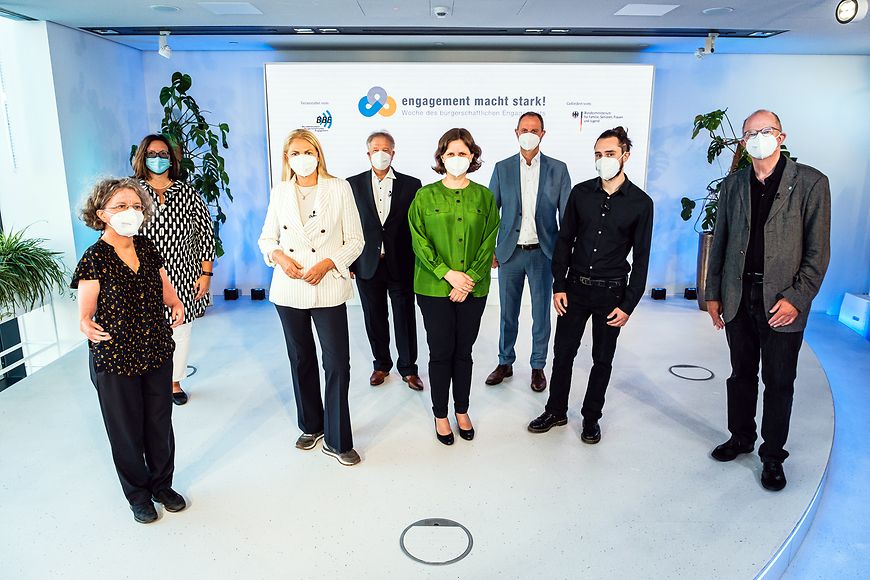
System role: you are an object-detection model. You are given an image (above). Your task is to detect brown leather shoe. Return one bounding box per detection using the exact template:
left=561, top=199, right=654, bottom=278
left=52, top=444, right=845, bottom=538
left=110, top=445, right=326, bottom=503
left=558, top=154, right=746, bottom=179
left=369, top=370, right=388, bottom=386
left=403, top=375, right=424, bottom=391
left=531, top=369, right=547, bottom=392
left=485, top=364, right=513, bottom=385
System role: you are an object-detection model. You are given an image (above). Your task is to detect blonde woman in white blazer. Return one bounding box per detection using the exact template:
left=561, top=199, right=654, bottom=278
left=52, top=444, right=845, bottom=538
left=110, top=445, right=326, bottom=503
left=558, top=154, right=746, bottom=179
left=258, top=129, right=364, bottom=466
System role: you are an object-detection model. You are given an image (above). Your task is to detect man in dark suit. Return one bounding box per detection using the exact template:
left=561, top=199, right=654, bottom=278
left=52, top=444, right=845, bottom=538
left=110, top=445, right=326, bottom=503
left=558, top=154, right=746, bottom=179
left=485, top=111, right=572, bottom=392
left=348, top=131, right=424, bottom=390
left=705, top=109, right=831, bottom=492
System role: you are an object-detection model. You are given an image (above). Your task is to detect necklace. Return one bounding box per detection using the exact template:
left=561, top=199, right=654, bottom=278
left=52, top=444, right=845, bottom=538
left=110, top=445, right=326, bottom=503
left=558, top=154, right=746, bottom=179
left=295, top=183, right=316, bottom=200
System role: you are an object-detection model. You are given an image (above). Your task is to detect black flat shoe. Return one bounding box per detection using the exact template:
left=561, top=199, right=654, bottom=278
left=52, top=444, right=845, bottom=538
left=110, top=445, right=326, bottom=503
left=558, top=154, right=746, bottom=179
left=434, top=419, right=454, bottom=446
left=711, top=438, right=754, bottom=462
left=172, top=389, right=189, bottom=406
left=761, top=461, right=787, bottom=491
left=581, top=419, right=601, bottom=444
left=130, top=501, right=158, bottom=524
left=455, top=413, right=475, bottom=441
left=528, top=411, right=568, bottom=433
left=152, top=488, right=186, bottom=512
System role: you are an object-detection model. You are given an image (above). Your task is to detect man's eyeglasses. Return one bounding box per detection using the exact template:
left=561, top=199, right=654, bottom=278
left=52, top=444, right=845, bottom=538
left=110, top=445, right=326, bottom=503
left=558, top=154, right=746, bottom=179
left=145, top=151, right=171, bottom=159
left=104, top=204, right=145, bottom=212
left=741, top=127, right=781, bottom=141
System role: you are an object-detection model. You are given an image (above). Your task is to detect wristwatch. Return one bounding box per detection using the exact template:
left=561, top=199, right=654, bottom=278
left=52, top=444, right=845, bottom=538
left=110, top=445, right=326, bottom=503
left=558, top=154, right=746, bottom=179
left=201, top=271, right=214, bottom=277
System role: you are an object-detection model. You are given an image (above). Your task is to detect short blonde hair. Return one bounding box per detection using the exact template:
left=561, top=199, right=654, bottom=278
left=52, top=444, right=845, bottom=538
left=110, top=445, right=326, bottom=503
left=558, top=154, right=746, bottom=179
left=80, top=178, right=154, bottom=231
left=281, top=129, right=334, bottom=181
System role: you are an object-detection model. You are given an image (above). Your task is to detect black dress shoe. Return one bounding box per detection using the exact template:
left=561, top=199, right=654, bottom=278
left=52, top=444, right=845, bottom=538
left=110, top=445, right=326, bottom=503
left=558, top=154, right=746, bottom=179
left=172, top=388, right=189, bottom=405
left=527, top=411, right=567, bottom=433
left=152, top=488, right=186, bottom=512
left=761, top=461, right=787, bottom=491
left=581, top=420, right=601, bottom=444
left=455, top=413, right=475, bottom=441
left=131, top=501, right=158, bottom=524
left=531, top=369, right=547, bottom=392
left=711, top=439, right=755, bottom=462
left=434, top=419, right=454, bottom=445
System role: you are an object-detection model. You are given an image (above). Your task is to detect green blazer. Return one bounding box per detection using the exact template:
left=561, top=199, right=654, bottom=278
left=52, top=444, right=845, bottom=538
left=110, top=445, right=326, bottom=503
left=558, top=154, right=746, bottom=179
left=408, top=180, right=500, bottom=298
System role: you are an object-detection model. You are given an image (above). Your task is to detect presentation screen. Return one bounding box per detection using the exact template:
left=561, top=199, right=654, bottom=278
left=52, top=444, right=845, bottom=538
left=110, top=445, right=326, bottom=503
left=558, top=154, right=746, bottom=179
left=264, top=62, right=654, bottom=191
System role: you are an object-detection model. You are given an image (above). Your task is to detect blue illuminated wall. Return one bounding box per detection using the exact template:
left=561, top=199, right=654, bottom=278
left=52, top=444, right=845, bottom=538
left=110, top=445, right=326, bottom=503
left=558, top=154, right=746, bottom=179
left=139, top=49, right=870, bottom=315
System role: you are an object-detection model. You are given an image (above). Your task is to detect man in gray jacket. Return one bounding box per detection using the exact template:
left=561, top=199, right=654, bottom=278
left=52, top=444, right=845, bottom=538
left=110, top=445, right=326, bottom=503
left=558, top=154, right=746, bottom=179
left=705, top=109, right=831, bottom=491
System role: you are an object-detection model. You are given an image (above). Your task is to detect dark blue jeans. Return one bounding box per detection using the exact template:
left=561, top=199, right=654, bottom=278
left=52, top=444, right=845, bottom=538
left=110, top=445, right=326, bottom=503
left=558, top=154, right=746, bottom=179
left=724, top=280, right=804, bottom=463
left=545, top=281, right=623, bottom=422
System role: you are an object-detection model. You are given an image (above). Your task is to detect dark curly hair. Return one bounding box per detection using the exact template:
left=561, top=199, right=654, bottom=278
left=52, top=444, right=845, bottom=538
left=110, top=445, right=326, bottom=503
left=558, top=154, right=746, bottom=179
left=80, top=178, right=154, bottom=231
left=432, top=128, right=482, bottom=175
left=596, top=126, right=633, bottom=153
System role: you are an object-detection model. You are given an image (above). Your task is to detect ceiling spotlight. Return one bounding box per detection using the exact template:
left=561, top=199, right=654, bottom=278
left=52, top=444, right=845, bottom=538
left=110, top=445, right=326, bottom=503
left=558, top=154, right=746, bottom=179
left=836, top=0, right=868, bottom=23
left=432, top=5, right=451, bottom=18
left=695, top=32, right=718, bottom=59
left=158, top=31, right=172, bottom=59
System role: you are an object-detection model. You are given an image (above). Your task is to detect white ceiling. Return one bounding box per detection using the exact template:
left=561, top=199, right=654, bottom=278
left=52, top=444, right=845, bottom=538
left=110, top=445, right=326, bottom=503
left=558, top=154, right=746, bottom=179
left=2, top=0, right=869, bottom=54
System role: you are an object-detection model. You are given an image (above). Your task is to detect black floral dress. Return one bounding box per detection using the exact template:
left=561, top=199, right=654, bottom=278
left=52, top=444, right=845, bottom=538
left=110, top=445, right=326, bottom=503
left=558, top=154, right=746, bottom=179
left=70, top=236, right=175, bottom=376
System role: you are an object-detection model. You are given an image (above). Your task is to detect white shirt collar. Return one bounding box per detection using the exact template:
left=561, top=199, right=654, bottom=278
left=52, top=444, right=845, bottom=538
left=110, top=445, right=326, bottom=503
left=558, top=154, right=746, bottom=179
left=519, top=151, right=541, bottom=168
left=372, top=167, right=396, bottom=182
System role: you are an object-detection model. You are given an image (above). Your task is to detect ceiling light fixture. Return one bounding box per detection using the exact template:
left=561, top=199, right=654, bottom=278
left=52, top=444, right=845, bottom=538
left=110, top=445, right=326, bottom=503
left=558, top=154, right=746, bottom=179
left=158, top=31, right=172, bottom=59
left=701, top=6, right=735, bottom=15
left=835, top=0, right=868, bottom=23
left=150, top=4, right=181, bottom=13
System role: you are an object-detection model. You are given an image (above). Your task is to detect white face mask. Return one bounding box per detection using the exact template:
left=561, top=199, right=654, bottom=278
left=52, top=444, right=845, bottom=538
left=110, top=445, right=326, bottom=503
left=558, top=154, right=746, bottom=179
left=370, top=150, right=392, bottom=171
left=745, top=132, right=779, bottom=160
left=595, top=155, right=624, bottom=181
left=289, top=154, right=318, bottom=177
left=518, top=132, right=541, bottom=151
left=107, top=208, right=145, bottom=237
left=443, top=156, right=471, bottom=177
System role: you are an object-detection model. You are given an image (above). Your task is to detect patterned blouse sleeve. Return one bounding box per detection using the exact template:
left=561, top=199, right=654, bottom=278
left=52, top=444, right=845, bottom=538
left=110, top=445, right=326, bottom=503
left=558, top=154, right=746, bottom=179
left=70, top=246, right=100, bottom=289
left=189, top=183, right=216, bottom=262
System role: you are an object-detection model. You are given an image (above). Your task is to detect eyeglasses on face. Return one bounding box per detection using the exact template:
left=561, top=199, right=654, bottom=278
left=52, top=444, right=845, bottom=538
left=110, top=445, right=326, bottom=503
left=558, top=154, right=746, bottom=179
left=104, top=203, right=145, bottom=212
left=145, top=151, right=171, bottom=159
left=741, top=127, right=781, bottom=141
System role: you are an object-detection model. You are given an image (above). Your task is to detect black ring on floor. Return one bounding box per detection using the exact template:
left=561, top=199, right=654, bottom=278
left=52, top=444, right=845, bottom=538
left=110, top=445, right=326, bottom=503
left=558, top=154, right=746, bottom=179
left=186, top=365, right=197, bottom=379
left=669, top=364, right=715, bottom=381
left=399, top=518, right=473, bottom=565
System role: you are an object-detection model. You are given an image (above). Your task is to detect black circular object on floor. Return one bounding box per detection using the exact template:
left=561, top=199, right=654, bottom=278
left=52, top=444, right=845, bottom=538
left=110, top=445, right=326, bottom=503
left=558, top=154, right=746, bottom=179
left=669, top=364, right=715, bottom=381
left=399, top=518, right=473, bottom=566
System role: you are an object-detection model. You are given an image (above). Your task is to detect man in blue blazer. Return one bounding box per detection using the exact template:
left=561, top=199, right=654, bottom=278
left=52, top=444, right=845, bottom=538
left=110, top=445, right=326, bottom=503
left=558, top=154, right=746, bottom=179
left=348, top=132, right=424, bottom=391
left=485, top=112, right=572, bottom=391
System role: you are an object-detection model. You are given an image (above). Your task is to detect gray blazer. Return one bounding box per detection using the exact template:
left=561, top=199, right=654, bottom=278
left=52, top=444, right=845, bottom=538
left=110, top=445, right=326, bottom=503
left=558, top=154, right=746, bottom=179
left=704, top=156, right=831, bottom=332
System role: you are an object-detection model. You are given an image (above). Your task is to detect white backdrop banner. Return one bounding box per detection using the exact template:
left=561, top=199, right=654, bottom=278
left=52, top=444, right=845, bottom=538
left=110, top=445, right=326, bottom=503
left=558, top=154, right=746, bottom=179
left=264, top=62, right=654, bottom=190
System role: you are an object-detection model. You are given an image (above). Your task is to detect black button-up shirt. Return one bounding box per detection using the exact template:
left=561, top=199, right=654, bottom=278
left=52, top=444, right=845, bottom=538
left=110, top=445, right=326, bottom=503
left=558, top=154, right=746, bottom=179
left=745, top=154, right=786, bottom=275
left=552, top=175, right=654, bottom=314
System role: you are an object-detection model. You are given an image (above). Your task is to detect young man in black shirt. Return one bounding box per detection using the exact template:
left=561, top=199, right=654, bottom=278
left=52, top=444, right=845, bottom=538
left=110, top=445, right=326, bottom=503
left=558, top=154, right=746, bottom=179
left=528, top=126, right=653, bottom=443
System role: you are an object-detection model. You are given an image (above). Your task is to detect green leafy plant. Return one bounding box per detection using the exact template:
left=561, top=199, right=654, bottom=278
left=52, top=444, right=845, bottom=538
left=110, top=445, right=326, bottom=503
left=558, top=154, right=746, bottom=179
left=131, top=72, right=232, bottom=257
left=680, top=108, right=794, bottom=232
left=0, top=228, right=68, bottom=319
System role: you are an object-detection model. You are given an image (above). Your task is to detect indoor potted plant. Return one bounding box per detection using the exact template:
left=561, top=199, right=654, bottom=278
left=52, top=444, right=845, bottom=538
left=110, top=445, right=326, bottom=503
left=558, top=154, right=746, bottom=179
left=0, top=228, right=68, bottom=321
left=681, top=109, right=753, bottom=310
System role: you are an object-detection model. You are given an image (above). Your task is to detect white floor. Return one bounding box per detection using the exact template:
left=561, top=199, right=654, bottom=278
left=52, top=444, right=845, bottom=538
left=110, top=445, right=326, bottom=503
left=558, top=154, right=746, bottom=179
left=0, top=297, right=833, bottom=579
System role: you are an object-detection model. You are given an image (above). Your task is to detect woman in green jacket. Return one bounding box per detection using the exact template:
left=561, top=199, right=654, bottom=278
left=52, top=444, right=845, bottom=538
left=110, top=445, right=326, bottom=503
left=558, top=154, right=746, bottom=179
left=408, top=128, right=500, bottom=445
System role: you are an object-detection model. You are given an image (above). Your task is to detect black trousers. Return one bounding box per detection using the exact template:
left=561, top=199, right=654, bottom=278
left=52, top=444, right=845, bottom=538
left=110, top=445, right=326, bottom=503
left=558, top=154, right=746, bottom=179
left=546, top=282, right=623, bottom=422
left=275, top=304, right=353, bottom=452
left=417, top=294, right=487, bottom=418
left=90, top=354, right=175, bottom=505
left=355, top=258, right=418, bottom=376
left=724, top=280, right=804, bottom=463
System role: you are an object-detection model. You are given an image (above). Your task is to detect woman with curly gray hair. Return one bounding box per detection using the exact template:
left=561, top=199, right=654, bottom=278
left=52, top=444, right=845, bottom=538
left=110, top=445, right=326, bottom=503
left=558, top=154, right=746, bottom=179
left=72, top=177, right=187, bottom=524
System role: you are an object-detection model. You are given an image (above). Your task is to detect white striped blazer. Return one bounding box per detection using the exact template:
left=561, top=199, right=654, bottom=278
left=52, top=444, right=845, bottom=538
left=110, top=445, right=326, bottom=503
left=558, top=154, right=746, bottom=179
left=258, top=176, right=364, bottom=309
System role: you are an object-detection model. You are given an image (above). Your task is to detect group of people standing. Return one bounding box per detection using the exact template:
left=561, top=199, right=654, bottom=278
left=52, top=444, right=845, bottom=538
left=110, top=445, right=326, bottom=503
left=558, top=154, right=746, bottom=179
left=72, top=107, right=830, bottom=524
left=257, top=114, right=654, bottom=460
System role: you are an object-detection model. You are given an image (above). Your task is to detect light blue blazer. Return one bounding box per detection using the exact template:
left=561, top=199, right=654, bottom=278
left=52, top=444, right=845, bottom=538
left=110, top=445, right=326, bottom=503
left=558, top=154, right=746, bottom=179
left=489, top=152, right=572, bottom=263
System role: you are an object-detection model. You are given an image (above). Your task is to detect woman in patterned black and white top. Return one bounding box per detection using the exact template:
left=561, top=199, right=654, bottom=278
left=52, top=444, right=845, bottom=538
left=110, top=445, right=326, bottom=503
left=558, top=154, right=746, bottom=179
left=133, top=134, right=216, bottom=405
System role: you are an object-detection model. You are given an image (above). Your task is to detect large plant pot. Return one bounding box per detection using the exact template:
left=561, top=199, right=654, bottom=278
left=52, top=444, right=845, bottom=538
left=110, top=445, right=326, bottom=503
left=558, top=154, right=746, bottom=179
left=696, top=232, right=714, bottom=311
